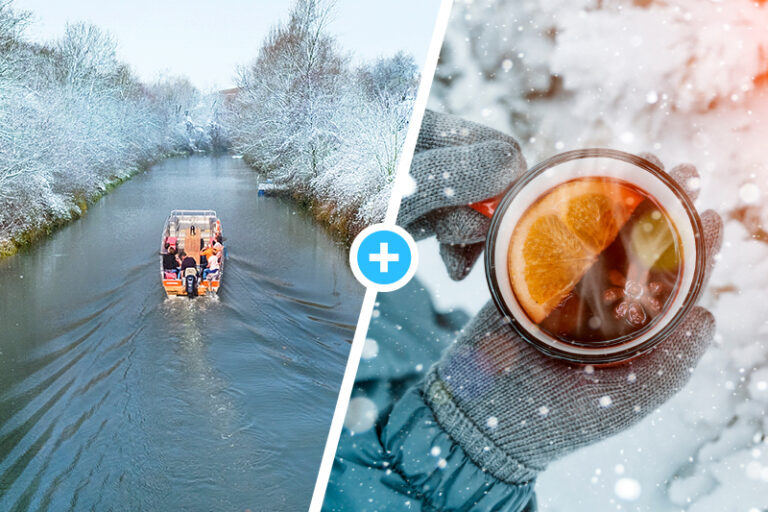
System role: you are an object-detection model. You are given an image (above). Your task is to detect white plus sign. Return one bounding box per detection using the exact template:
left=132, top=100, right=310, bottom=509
left=369, top=242, right=399, bottom=273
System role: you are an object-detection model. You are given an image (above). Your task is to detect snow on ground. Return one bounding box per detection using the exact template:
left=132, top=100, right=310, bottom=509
left=415, top=1, right=768, bottom=510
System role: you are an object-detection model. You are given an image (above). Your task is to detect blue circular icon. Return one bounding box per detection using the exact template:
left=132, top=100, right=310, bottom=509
left=350, top=224, right=418, bottom=292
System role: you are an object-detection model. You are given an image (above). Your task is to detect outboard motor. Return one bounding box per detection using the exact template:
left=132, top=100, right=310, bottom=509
left=184, top=267, right=199, bottom=298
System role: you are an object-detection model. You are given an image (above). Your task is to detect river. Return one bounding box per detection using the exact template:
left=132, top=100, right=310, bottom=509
left=0, top=155, right=363, bottom=511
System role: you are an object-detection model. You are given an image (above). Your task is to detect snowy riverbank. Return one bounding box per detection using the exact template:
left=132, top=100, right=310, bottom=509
left=0, top=3, right=223, bottom=259
left=224, top=2, right=417, bottom=241
left=1, top=170, right=135, bottom=259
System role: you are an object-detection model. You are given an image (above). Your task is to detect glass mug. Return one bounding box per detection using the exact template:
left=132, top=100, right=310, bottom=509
left=471, top=149, right=706, bottom=365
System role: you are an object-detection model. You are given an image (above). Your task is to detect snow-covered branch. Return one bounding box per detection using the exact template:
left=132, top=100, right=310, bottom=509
left=223, top=0, right=418, bottom=235
left=0, top=1, right=225, bottom=251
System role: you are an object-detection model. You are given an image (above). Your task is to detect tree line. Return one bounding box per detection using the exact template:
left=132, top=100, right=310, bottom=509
left=0, top=1, right=222, bottom=252
left=224, top=0, right=418, bottom=236
left=0, top=0, right=418, bottom=252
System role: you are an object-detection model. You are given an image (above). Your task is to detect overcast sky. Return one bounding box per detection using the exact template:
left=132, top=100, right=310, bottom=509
left=14, top=0, right=442, bottom=90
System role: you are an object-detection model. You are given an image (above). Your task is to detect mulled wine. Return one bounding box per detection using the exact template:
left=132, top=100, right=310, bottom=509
left=484, top=149, right=705, bottom=364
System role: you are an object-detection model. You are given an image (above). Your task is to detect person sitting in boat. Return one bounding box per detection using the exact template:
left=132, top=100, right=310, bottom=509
left=179, top=250, right=198, bottom=276
left=199, top=245, right=215, bottom=268
left=213, top=234, right=224, bottom=258
left=203, top=252, right=220, bottom=280
left=163, top=244, right=180, bottom=276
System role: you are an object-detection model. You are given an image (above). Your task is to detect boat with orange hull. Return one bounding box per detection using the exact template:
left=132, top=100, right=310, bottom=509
left=160, top=210, right=223, bottom=297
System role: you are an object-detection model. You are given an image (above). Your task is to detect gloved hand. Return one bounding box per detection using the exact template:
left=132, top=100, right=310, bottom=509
left=407, top=110, right=723, bottom=484
left=397, top=109, right=527, bottom=280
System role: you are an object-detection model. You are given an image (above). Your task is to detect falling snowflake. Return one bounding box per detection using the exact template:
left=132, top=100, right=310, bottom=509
left=739, top=183, right=760, bottom=204
left=361, top=338, right=379, bottom=359
left=614, top=478, right=642, bottom=501
left=344, top=397, right=378, bottom=434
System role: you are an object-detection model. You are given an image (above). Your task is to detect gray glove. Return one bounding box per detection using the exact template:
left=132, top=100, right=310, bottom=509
left=397, top=109, right=527, bottom=280
left=407, top=110, right=724, bottom=484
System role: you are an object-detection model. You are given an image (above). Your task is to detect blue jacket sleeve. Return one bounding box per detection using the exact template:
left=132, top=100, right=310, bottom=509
left=323, top=280, right=537, bottom=511
left=325, top=387, right=536, bottom=511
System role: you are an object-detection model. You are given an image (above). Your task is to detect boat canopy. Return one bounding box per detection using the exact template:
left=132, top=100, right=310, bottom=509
left=165, top=210, right=218, bottom=241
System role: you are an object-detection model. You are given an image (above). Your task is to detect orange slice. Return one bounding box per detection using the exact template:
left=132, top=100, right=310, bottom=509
left=508, top=179, right=643, bottom=323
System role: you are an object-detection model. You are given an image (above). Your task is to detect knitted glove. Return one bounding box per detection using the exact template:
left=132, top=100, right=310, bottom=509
left=423, top=298, right=719, bottom=484
left=397, top=109, right=527, bottom=280
left=404, top=111, right=724, bottom=484
left=422, top=208, right=721, bottom=483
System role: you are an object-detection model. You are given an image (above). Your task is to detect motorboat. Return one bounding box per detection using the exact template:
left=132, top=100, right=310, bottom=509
left=160, top=209, right=223, bottom=297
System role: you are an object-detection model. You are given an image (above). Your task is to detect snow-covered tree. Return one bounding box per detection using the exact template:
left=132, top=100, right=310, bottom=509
left=228, top=0, right=345, bottom=189
left=312, top=54, right=419, bottom=232
left=0, top=0, right=222, bottom=253
left=225, top=0, right=418, bottom=235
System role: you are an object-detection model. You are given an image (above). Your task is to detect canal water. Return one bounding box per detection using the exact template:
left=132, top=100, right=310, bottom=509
left=0, top=155, right=363, bottom=511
